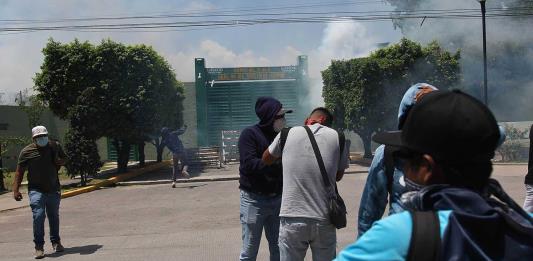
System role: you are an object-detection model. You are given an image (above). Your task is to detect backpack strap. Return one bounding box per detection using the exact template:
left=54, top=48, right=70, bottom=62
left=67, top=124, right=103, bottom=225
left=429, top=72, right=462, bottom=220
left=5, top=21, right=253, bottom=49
left=383, top=145, right=395, bottom=195
left=407, top=211, right=441, bottom=261
left=338, top=131, right=345, bottom=159
left=280, top=127, right=292, bottom=152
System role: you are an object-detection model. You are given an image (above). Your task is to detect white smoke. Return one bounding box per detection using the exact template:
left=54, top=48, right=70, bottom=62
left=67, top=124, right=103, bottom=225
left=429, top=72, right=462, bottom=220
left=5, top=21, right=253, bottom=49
left=306, top=21, right=378, bottom=107
left=387, top=0, right=533, bottom=121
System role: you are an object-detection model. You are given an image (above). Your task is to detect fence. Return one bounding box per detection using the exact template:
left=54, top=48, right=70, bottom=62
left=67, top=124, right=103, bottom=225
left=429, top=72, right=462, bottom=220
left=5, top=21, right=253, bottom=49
left=221, top=130, right=240, bottom=164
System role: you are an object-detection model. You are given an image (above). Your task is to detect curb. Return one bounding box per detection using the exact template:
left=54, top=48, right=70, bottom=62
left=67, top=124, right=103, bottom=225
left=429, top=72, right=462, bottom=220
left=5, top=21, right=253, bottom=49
left=0, top=205, right=28, bottom=213
left=118, top=170, right=367, bottom=187
left=493, top=162, right=528, bottom=165
left=61, top=161, right=170, bottom=199
left=118, top=177, right=239, bottom=186
left=345, top=170, right=367, bottom=175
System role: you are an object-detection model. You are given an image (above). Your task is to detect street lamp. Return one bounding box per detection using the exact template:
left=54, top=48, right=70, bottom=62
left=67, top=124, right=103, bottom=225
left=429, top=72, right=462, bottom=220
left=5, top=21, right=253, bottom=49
left=478, top=0, right=488, bottom=105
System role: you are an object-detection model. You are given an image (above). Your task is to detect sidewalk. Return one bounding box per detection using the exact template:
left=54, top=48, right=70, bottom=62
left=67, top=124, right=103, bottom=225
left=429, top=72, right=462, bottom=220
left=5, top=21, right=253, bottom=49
left=0, top=163, right=369, bottom=212
left=0, top=161, right=163, bottom=213
left=119, top=163, right=369, bottom=186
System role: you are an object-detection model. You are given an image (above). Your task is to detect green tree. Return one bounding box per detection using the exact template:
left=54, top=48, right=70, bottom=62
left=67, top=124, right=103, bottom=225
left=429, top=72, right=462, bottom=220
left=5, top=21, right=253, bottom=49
left=323, top=38, right=461, bottom=157
left=15, top=89, right=46, bottom=129
left=497, top=124, right=529, bottom=162
left=64, top=128, right=102, bottom=186
left=35, top=39, right=183, bottom=173
left=0, top=136, right=30, bottom=191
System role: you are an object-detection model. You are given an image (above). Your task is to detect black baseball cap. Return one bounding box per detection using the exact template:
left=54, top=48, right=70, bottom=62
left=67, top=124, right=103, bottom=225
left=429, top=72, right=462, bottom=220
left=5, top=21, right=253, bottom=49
left=373, top=90, right=500, bottom=164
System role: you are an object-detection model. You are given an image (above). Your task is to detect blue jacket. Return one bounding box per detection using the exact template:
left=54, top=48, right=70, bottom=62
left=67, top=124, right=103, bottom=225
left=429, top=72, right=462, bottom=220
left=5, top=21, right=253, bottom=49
left=161, top=127, right=186, bottom=154
left=341, top=185, right=533, bottom=260
left=358, top=83, right=438, bottom=236
left=357, top=144, right=407, bottom=235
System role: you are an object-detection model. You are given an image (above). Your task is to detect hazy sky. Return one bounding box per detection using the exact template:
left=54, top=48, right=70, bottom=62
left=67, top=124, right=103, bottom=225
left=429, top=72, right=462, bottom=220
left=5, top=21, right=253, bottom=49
left=0, top=0, right=402, bottom=104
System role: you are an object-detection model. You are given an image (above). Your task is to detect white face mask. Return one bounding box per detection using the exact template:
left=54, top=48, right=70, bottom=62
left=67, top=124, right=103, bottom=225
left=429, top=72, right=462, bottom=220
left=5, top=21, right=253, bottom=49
left=273, top=117, right=286, bottom=133
left=35, top=136, right=49, bottom=147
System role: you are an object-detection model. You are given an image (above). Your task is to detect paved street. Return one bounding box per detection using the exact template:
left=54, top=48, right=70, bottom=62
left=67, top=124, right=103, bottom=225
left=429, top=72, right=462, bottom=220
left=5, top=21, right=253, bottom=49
left=0, top=164, right=528, bottom=261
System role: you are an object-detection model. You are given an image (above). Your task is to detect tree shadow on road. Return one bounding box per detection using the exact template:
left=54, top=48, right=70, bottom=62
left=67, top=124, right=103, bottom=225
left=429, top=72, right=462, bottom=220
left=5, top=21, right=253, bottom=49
left=46, top=244, right=103, bottom=258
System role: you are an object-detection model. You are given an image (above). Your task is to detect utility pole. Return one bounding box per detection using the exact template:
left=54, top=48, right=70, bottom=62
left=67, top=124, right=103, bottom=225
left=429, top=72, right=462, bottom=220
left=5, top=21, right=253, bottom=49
left=479, top=0, right=488, bottom=105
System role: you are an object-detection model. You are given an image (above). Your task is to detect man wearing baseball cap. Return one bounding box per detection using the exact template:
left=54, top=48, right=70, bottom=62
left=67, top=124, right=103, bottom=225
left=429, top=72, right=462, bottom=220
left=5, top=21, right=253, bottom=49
left=336, top=90, right=533, bottom=260
left=13, top=126, right=67, bottom=259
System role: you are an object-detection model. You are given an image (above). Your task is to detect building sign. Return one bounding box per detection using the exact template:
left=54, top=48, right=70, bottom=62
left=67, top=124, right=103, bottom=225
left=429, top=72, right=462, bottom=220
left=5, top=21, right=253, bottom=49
left=206, top=66, right=297, bottom=81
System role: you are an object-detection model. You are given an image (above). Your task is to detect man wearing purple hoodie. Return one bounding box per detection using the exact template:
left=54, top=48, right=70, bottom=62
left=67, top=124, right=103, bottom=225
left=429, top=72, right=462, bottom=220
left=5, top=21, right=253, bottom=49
left=238, top=97, right=291, bottom=261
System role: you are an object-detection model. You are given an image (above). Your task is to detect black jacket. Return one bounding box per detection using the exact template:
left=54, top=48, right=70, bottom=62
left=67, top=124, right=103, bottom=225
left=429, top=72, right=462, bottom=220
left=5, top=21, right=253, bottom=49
left=238, top=97, right=284, bottom=195
left=238, top=124, right=282, bottom=195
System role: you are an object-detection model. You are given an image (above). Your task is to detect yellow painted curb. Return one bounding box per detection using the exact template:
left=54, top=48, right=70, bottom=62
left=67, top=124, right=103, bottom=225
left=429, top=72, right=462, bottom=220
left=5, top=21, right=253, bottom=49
left=61, top=161, right=171, bottom=199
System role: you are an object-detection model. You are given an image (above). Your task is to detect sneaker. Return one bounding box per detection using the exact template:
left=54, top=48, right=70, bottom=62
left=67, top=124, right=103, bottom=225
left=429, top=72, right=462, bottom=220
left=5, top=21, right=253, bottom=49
left=52, top=242, right=64, bottom=253
left=34, top=248, right=45, bottom=259
left=171, top=182, right=176, bottom=188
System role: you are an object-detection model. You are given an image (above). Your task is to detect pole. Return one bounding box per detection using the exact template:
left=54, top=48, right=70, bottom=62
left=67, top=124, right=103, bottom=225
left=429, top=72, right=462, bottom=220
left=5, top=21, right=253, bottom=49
left=481, top=0, right=488, bottom=106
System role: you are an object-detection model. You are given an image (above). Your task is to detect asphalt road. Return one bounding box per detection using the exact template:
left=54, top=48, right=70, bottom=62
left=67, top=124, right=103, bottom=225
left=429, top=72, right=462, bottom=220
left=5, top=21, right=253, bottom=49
left=0, top=164, right=528, bottom=261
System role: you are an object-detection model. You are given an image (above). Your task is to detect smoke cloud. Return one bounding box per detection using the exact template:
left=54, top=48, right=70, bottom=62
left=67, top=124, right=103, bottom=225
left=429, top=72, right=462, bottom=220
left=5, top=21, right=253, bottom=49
left=386, top=0, right=533, bottom=121
left=304, top=21, right=378, bottom=109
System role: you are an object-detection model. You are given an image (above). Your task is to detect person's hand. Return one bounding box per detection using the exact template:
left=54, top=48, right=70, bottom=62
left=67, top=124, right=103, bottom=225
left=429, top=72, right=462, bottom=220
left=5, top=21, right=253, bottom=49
left=13, top=191, right=23, bottom=201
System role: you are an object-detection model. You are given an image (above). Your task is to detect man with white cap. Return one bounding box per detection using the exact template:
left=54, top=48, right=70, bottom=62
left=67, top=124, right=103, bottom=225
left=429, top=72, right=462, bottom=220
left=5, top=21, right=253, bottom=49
left=13, top=126, right=66, bottom=259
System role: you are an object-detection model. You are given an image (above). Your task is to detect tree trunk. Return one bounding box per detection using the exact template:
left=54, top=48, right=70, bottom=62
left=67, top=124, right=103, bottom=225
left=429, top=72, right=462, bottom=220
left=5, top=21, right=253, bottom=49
left=361, top=132, right=373, bottom=159
left=0, top=143, right=4, bottom=191
left=80, top=173, right=86, bottom=187
left=139, top=142, right=145, bottom=167
left=113, top=139, right=131, bottom=173
left=0, top=172, right=5, bottom=191
left=155, top=138, right=164, bottom=162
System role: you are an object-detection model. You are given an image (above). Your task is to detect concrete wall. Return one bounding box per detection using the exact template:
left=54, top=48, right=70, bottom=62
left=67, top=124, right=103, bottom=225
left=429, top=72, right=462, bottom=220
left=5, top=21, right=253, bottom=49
left=0, top=106, right=68, bottom=170
left=0, top=105, right=177, bottom=171
left=181, top=82, right=197, bottom=148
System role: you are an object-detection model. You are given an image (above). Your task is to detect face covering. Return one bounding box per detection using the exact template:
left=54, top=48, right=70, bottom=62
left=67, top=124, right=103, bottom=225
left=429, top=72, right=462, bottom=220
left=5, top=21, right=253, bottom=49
left=399, top=176, right=426, bottom=211
left=273, top=117, right=286, bottom=133
left=35, top=136, right=49, bottom=147
left=404, top=176, right=425, bottom=192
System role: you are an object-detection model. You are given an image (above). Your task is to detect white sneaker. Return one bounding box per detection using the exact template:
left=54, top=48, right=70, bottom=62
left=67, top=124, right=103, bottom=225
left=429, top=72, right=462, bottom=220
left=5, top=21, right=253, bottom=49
left=171, top=182, right=176, bottom=188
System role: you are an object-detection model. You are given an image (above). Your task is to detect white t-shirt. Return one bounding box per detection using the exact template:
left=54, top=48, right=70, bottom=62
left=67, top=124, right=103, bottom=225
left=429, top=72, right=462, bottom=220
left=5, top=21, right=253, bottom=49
left=268, top=124, right=349, bottom=221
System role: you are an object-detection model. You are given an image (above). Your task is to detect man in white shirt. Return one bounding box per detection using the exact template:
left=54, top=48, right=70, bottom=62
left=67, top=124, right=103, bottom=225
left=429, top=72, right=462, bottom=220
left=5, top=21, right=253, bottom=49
left=262, top=107, right=349, bottom=261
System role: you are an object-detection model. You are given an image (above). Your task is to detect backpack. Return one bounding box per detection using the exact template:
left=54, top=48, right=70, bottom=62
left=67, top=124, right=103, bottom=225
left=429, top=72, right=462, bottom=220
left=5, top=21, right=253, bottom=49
left=280, top=127, right=345, bottom=158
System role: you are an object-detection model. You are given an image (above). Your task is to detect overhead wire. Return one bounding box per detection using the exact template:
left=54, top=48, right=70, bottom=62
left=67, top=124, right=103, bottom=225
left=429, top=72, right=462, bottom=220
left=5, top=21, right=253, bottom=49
left=0, top=6, right=532, bottom=34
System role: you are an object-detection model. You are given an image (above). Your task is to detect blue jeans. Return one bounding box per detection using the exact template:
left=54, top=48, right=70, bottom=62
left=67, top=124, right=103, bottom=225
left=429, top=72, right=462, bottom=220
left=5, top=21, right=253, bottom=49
left=28, top=190, right=61, bottom=248
left=279, top=217, right=336, bottom=261
left=240, top=190, right=281, bottom=261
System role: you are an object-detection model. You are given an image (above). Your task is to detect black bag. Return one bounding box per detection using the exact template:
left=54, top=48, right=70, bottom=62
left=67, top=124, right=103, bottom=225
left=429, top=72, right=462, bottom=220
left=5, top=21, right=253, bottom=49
left=303, top=126, right=347, bottom=229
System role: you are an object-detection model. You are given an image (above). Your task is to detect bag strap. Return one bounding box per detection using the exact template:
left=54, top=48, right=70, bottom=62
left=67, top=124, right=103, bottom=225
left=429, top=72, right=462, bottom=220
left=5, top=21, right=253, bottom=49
left=407, top=211, right=441, bottom=261
left=383, top=145, right=395, bottom=195
left=303, top=126, right=332, bottom=189
left=280, top=127, right=292, bottom=152
left=338, top=131, right=345, bottom=164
